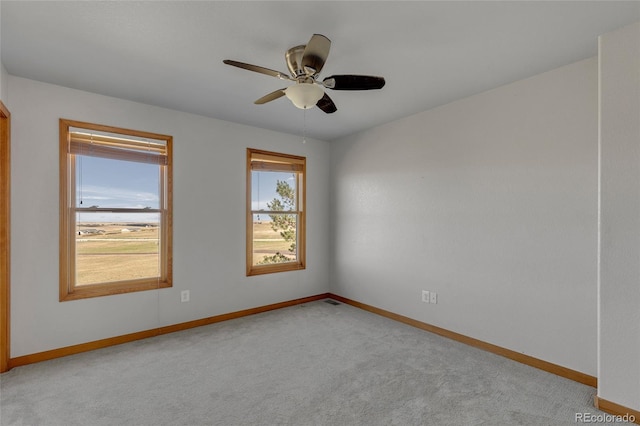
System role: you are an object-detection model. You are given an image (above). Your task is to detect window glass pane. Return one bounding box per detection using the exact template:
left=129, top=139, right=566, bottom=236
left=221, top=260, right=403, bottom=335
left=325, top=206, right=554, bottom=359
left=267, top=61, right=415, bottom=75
left=76, top=212, right=160, bottom=286
left=252, top=214, right=297, bottom=266
left=75, top=155, right=160, bottom=209
left=251, top=170, right=297, bottom=212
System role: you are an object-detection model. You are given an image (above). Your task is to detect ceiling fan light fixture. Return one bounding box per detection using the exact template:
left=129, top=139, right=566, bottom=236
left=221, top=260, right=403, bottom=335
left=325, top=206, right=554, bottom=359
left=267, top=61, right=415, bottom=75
left=285, top=83, right=324, bottom=109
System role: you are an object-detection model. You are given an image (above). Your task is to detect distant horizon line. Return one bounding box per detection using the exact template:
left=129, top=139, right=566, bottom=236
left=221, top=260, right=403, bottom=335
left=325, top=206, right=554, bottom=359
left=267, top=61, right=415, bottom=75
left=77, top=222, right=158, bottom=226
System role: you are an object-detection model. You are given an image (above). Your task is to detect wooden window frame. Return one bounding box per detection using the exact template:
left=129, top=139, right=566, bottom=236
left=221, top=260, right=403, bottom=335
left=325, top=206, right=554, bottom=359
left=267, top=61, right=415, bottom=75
left=247, top=148, right=306, bottom=276
left=59, top=119, right=173, bottom=301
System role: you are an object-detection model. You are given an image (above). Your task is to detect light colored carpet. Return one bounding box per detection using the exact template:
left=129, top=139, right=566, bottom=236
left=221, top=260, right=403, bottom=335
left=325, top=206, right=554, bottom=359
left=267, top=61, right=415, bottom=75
left=1, top=299, right=603, bottom=425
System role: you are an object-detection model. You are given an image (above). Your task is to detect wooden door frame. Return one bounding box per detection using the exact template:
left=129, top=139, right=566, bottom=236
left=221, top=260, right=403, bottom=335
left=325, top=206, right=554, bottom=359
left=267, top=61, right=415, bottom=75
left=1, top=100, right=11, bottom=372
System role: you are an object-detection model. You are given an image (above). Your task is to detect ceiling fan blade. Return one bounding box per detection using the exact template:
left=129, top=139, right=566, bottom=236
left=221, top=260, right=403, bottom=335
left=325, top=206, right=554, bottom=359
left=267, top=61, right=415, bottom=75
left=254, top=89, right=287, bottom=105
left=316, top=93, right=337, bottom=114
left=223, top=60, right=293, bottom=81
left=323, top=75, right=386, bottom=90
left=301, top=34, right=331, bottom=75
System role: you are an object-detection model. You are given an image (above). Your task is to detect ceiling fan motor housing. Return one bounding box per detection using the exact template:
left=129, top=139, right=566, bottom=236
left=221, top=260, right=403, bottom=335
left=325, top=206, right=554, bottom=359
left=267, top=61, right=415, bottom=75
left=286, top=45, right=309, bottom=77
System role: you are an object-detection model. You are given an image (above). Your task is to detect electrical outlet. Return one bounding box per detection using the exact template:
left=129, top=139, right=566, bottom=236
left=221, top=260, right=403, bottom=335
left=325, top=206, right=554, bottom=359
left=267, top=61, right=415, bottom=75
left=422, top=290, right=430, bottom=303
left=430, top=292, right=437, bottom=304
left=181, top=290, right=190, bottom=303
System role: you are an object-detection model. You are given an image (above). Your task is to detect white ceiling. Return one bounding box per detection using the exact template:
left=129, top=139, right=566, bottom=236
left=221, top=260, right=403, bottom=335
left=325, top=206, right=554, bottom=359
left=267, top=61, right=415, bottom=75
left=2, top=1, right=639, bottom=141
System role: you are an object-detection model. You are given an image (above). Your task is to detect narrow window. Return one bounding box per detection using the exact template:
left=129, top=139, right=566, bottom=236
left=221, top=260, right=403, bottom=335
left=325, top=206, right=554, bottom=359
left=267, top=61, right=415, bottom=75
left=59, top=119, right=172, bottom=300
left=247, top=148, right=306, bottom=276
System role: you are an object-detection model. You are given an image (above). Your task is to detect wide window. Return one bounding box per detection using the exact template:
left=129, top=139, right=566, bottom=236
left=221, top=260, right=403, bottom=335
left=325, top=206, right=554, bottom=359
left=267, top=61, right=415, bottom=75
left=59, top=119, right=172, bottom=301
left=247, top=148, right=306, bottom=276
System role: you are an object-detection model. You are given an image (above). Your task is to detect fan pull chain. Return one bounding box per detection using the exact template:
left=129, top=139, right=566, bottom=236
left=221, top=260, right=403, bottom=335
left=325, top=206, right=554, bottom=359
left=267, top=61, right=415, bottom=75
left=302, top=108, right=307, bottom=144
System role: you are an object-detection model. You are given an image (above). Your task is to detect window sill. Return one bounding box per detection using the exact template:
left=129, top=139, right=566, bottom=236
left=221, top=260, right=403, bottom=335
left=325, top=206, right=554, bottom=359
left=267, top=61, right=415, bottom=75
left=247, top=262, right=305, bottom=277
left=60, top=278, right=171, bottom=301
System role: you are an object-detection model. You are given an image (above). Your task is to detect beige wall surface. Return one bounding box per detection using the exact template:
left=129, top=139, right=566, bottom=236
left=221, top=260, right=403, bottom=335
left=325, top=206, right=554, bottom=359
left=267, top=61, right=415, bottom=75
left=598, top=21, right=640, bottom=411
left=331, top=57, right=598, bottom=376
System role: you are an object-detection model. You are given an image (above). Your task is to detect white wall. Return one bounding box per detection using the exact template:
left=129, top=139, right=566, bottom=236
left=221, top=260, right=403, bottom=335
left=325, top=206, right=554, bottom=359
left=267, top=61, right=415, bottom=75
left=8, top=76, right=330, bottom=357
left=331, top=58, right=598, bottom=376
left=0, top=63, right=7, bottom=102
left=0, top=0, right=5, bottom=102
left=598, top=22, right=640, bottom=410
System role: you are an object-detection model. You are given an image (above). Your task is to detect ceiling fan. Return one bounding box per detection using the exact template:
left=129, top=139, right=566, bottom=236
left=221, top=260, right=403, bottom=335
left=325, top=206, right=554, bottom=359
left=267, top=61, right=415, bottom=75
left=223, top=34, right=385, bottom=114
